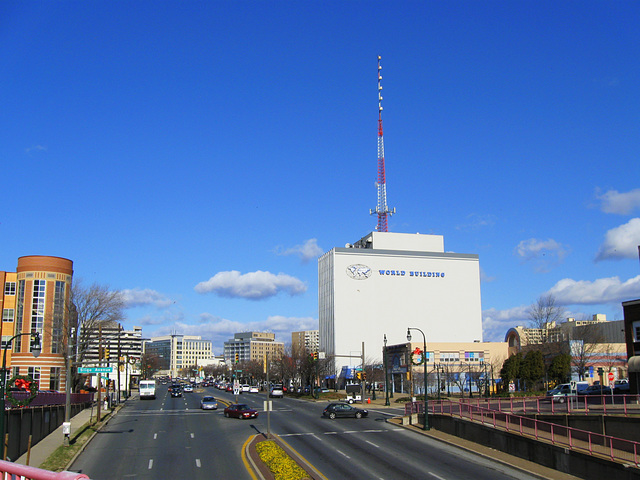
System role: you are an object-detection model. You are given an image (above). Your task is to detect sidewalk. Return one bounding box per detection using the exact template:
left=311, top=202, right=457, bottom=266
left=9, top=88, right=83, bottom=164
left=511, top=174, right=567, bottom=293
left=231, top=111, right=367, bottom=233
left=15, top=403, right=103, bottom=468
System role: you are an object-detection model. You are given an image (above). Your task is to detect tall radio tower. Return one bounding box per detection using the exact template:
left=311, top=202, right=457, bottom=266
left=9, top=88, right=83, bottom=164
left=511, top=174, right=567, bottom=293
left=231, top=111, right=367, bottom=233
left=370, top=55, right=395, bottom=232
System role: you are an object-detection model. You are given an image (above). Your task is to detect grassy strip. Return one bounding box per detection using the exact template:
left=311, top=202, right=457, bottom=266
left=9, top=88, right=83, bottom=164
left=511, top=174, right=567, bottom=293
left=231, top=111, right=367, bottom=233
left=256, top=440, right=310, bottom=480
left=38, top=411, right=112, bottom=472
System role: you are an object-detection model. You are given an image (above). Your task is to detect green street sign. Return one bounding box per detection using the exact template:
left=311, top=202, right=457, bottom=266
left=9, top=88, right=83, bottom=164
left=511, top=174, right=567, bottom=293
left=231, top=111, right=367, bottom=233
left=78, top=367, right=113, bottom=374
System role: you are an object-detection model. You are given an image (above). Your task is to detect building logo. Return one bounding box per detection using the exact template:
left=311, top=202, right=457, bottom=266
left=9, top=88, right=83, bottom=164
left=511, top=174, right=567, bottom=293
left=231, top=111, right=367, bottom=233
left=346, top=264, right=372, bottom=280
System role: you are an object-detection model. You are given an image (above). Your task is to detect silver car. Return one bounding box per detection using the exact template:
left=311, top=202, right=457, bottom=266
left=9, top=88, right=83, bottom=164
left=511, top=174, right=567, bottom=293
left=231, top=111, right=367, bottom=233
left=200, top=396, right=218, bottom=410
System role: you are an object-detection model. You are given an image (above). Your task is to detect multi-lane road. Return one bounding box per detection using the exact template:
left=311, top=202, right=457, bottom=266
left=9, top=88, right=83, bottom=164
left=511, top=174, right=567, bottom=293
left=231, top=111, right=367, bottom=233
left=70, top=385, right=546, bottom=479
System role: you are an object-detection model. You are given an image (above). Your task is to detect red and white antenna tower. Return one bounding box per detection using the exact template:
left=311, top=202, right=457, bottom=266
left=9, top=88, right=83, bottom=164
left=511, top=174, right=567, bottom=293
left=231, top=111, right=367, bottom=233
left=370, top=55, right=395, bottom=232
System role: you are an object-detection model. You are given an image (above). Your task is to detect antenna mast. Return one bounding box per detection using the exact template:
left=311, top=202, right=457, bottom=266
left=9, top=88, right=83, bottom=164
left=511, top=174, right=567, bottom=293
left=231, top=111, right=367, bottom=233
left=370, top=55, right=395, bottom=232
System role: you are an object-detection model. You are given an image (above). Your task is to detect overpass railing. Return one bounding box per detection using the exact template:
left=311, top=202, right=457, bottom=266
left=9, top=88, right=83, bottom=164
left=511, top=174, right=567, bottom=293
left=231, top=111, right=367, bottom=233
left=0, top=459, right=89, bottom=479
left=419, top=400, right=640, bottom=466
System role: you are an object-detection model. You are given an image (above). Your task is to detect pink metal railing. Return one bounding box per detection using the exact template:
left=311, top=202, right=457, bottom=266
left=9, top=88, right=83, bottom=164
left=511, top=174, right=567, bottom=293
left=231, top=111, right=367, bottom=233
left=0, top=459, right=89, bottom=479
left=422, top=400, right=640, bottom=466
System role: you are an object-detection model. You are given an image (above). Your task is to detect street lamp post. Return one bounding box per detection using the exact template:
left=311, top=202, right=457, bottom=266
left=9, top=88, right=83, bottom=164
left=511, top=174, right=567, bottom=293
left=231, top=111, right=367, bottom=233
left=407, top=327, right=429, bottom=431
left=0, top=332, right=41, bottom=457
left=383, top=335, right=390, bottom=406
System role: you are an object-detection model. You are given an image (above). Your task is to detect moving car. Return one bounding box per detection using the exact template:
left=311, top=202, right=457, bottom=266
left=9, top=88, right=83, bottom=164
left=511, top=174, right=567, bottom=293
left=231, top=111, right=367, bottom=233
left=200, top=396, right=218, bottom=410
left=183, top=384, right=193, bottom=393
left=323, top=403, right=368, bottom=419
left=269, top=384, right=284, bottom=398
left=224, top=404, right=258, bottom=419
left=170, top=386, right=183, bottom=397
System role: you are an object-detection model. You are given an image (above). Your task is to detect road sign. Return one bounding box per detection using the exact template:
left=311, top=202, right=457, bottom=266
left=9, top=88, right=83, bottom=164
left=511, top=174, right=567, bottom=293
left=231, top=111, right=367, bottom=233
left=608, top=372, right=615, bottom=382
left=78, top=367, right=113, bottom=374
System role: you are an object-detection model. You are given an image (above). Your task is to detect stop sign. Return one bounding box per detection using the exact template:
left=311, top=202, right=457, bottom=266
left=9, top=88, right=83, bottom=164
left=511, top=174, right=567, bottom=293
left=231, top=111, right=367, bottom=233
left=608, top=372, right=614, bottom=382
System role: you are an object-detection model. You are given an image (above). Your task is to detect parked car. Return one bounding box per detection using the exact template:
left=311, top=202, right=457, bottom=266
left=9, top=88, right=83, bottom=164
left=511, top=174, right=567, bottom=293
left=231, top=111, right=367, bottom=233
left=269, top=385, right=284, bottom=398
left=581, top=385, right=612, bottom=396
left=323, top=403, right=368, bottom=419
left=241, top=384, right=251, bottom=393
left=614, top=381, right=630, bottom=394
left=200, top=396, right=218, bottom=410
left=249, top=386, right=259, bottom=393
left=224, top=404, right=258, bottom=419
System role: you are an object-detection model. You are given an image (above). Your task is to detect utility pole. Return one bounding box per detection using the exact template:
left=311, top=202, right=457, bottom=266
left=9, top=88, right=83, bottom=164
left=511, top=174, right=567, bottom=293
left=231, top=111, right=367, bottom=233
left=97, top=325, right=102, bottom=423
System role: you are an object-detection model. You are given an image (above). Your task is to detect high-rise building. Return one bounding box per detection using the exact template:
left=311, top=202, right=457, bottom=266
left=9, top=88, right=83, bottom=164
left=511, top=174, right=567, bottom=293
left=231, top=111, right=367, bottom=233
left=319, top=232, right=482, bottom=379
left=291, top=330, right=319, bottom=356
left=223, top=332, right=284, bottom=365
left=144, top=334, right=212, bottom=378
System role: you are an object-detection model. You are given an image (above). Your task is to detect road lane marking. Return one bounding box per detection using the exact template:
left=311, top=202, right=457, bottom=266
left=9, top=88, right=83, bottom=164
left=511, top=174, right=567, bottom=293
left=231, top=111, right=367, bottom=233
left=429, top=472, right=446, bottom=480
left=365, top=440, right=379, bottom=448
left=153, top=433, right=157, bottom=439
left=337, top=450, right=351, bottom=459
left=196, top=459, right=201, bottom=468
left=191, top=433, right=195, bottom=438
left=148, top=459, right=153, bottom=469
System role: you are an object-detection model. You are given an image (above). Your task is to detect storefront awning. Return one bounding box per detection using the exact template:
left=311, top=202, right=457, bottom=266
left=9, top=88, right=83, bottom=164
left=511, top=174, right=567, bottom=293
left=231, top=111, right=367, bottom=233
left=628, top=356, right=640, bottom=373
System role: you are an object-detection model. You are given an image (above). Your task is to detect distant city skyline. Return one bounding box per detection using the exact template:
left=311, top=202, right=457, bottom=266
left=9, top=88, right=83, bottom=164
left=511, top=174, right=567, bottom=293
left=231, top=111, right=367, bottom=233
left=2, top=2, right=639, bottom=355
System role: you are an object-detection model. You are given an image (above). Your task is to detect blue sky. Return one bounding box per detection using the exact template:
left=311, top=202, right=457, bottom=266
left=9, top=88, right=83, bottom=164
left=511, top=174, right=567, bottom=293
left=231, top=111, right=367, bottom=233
left=2, top=2, right=639, bottom=353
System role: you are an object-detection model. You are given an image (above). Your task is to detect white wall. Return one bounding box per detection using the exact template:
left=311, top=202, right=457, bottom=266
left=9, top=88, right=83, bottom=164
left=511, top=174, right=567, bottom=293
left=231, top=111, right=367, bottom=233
left=323, top=246, right=483, bottom=372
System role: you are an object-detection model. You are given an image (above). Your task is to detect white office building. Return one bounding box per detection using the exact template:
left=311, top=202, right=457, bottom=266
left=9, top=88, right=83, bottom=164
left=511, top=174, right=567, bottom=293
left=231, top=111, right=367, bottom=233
left=319, top=231, right=483, bottom=378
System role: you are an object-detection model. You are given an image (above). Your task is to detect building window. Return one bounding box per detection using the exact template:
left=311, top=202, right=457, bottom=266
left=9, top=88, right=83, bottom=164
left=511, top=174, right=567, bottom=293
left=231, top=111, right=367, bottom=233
left=51, top=281, right=65, bottom=354
left=15, top=280, right=25, bottom=352
left=1, top=336, right=12, bottom=350
left=440, top=352, right=460, bottom=363
left=28, top=367, right=41, bottom=388
left=50, top=367, right=61, bottom=391
left=2, top=309, right=14, bottom=322
left=464, top=352, right=484, bottom=362
left=4, top=282, right=16, bottom=296
left=31, top=280, right=46, bottom=339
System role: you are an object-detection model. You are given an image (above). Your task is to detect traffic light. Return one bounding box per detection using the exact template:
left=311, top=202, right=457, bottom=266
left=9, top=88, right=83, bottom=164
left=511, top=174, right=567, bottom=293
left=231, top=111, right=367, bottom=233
left=104, top=348, right=110, bottom=361
left=313, top=351, right=318, bottom=360
left=235, top=353, right=239, bottom=363
left=362, top=371, right=366, bottom=381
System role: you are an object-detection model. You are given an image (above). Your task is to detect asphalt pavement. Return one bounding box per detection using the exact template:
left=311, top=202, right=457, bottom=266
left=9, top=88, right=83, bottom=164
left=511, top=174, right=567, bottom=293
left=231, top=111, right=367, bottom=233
left=12, top=392, right=581, bottom=480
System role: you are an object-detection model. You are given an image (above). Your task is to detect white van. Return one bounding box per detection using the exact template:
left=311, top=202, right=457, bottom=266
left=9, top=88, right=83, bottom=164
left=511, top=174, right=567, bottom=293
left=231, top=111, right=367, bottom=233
left=139, top=379, right=156, bottom=400
left=546, top=381, right=588, bottom=403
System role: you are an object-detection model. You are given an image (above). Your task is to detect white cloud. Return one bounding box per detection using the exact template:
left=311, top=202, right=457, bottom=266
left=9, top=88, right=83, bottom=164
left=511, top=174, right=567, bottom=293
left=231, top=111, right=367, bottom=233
left=514, top=238, right=568, bottom=272
left=194, top=270, right=307, bottom=299
left=482, top=306, right=529, bottom=342
left=120, top=288, right=173, bottom=308
left=25, top=145, right=47, bottom=154
left=275, top=238, right=324, bottom=263
left=596, top=188, right=640, bottom=215
left=595, top=218, right=640, bottom=261
left=547, top=275, right=640, bottom=305
left=456, top=213, right=497, bottom=231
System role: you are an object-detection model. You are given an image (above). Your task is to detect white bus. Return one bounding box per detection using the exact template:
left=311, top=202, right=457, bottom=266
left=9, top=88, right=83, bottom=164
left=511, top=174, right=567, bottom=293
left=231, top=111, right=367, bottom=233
left=139, top=379, right=156, bottom=399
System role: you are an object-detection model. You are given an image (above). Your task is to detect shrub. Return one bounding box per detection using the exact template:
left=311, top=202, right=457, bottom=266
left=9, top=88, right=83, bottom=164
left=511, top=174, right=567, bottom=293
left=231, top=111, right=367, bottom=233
left=256, top=440, right=309, bottom=480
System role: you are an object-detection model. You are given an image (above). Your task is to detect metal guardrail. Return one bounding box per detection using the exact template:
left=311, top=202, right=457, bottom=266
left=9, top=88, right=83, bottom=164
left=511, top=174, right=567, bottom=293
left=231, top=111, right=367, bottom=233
left=0, top=459, right=89, bottom=479
left=410, top=398, right=640, bottom=466
left=453, top=394, right=640, bottom=416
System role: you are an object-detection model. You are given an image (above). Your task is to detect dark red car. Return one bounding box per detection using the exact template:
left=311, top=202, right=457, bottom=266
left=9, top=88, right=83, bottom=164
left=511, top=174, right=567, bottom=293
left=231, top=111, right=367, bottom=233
left=224, top=404, right=258, bottom=419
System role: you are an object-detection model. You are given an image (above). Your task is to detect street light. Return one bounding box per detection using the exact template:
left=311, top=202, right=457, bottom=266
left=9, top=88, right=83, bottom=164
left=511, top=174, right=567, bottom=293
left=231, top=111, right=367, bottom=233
left=383, top=334, right=390, bottom=406
left=0, top=331, right=41, bottom=457
left=407, top=327, right=429, bottom=430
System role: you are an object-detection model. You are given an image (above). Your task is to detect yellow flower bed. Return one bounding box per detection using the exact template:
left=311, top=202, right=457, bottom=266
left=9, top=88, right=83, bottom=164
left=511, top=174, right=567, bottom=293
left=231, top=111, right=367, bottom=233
left=256, top=440, right=309, bottom=480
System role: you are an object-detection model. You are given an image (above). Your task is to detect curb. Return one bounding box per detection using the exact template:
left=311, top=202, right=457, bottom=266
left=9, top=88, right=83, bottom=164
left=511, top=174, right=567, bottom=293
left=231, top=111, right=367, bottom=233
left=64, top=402, right=125, bottom=471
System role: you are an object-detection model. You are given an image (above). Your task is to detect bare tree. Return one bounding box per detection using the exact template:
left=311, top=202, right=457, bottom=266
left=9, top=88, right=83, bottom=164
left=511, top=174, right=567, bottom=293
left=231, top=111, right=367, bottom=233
left=65, top=280, right=126, bottom=391
left=527, top=294, right=566, bottom=336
